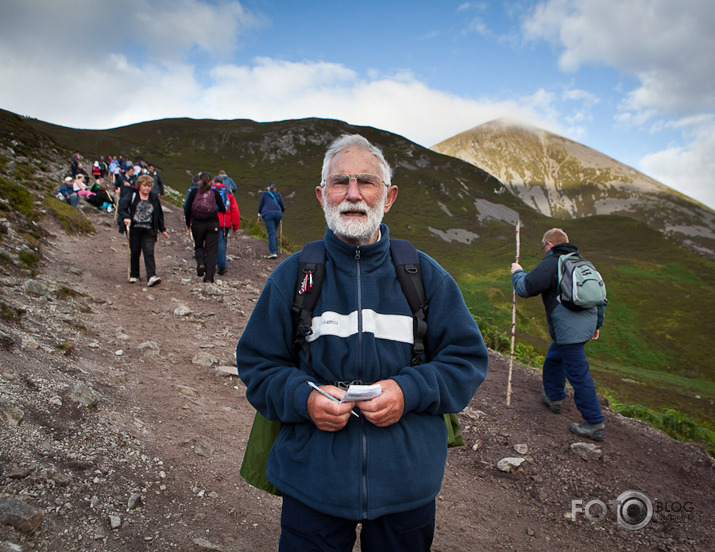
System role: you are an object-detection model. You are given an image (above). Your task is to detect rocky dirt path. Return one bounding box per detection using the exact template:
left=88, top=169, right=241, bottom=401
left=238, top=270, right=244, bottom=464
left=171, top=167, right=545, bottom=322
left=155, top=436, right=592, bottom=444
left=0, top=202, right=713, bottom=551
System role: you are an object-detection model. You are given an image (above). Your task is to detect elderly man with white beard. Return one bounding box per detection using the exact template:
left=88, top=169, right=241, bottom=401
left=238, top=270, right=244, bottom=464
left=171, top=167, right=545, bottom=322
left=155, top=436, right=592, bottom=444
left=237, top=134, right=488, bottom=552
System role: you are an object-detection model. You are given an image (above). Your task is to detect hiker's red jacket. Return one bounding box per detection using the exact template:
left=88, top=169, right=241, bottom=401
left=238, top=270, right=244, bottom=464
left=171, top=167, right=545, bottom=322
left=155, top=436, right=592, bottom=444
left=215, top=183, right=241, bottom=231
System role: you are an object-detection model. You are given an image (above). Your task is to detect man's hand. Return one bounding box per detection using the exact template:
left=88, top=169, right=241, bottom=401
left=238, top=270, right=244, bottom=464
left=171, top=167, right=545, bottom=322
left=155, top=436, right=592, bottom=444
left=590, top=329, right=600, bottom=341
left=307, top=385, right=355, bottom=432
left=358, top=379, right=404, bottom=427
left=511, top=262, right=523, bottom=274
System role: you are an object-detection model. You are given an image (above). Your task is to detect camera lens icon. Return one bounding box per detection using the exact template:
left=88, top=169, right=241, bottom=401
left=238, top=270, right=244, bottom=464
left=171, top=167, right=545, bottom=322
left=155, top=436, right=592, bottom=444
left=615, top=491, right=653, bottom=530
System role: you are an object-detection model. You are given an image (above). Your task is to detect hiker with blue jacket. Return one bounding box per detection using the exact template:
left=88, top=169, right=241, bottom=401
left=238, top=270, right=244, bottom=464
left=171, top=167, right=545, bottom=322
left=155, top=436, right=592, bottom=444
left=237, top=134, right=489, bottom=551
left=257, top=181, right=285, bottom=259
left=511, top=228, right=607, bottom=440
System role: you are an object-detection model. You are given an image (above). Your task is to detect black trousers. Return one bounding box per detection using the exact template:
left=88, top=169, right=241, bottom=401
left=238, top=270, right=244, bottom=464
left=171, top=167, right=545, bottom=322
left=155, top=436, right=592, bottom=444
left=191, top=218, right=220, bottom=281
left=279, top=494, right=435, bottom=552
left=129, top=227, right=156, bottom=281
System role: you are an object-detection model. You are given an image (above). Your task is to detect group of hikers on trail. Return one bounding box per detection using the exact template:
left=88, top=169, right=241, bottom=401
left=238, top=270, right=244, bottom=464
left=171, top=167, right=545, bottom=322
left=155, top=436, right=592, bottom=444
left=59, top=153, right=246, bottom=287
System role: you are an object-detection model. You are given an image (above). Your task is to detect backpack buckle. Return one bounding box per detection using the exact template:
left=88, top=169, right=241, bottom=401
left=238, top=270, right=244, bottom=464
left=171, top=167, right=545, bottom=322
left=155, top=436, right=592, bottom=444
left=299, top=270, right=314, bottom=295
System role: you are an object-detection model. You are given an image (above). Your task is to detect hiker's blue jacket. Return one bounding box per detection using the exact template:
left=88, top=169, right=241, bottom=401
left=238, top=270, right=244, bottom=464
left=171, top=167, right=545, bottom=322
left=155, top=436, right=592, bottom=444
left=511, top=242, right=606, bottom=345
left=237, top=224, right=488, bottom=520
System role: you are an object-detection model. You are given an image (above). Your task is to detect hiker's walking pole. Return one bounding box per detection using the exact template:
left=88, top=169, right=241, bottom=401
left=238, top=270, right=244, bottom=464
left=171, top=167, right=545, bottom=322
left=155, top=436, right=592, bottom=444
left=125, top=224, right=131, bottom=282
left=278, top=220, right=283, bottom=254
left=507, top=220, right=520, bottom=406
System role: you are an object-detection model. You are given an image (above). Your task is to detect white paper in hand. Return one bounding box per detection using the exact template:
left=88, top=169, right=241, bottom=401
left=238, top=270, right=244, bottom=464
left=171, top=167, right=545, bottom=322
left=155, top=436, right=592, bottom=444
left=340, top=383, right=382, bottom=402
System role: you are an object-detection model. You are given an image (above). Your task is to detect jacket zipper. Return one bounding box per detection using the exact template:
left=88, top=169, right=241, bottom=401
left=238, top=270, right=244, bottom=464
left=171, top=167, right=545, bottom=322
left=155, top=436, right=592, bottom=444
left=355, top=246, right=369, bottom=518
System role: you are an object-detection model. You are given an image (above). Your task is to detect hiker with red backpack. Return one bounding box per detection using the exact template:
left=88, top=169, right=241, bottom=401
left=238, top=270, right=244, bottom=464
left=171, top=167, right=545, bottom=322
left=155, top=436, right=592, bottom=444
left=236, top=134, right=488, bottom=551
left=212, top=176, right=240, bottom=276
left=184, top=171, right=226, bottom=283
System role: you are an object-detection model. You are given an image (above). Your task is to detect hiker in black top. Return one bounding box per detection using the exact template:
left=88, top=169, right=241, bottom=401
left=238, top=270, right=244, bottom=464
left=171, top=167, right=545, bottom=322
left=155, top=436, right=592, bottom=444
left=184, top=171, right=225, bottom=283
left=257, top=182, right=285, bottom=258
left=119, top=174, right=167, bottom=287
left=70, top=152, right=80, bottom=177
left=147, top=164, right=164, bottom=197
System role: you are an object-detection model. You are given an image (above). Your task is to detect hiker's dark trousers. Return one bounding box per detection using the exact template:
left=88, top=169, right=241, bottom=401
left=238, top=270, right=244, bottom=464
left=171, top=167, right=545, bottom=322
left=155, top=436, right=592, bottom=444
left=543, top=341, right=605, bottom=424
left=129, top=226, right=156, bottom=281
left=191, top=218, right=220, bottom=280
left=279, top=493, right=435, bottom=552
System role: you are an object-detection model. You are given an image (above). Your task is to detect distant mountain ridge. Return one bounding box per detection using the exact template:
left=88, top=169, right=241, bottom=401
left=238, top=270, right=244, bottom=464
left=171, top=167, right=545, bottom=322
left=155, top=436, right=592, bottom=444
left=432, top=118, right=715, bottom=259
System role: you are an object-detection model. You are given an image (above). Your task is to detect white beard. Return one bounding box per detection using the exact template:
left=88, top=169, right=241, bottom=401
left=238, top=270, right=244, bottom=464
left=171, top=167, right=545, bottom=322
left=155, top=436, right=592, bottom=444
left=322, top=190, right=386, bottom=242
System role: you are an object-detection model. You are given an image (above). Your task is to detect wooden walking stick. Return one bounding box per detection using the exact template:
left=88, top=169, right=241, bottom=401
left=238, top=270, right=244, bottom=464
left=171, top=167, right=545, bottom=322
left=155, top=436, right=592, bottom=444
left=506, top=220, right=520, bottom=406
left=125, top=224, right=131, bottom=282
left=278, top=220, right=283, bottom=254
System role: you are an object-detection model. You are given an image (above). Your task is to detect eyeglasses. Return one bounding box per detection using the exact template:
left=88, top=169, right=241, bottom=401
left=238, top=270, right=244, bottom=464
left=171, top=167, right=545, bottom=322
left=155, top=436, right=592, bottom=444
left=324, top=173, right=385, bottom=192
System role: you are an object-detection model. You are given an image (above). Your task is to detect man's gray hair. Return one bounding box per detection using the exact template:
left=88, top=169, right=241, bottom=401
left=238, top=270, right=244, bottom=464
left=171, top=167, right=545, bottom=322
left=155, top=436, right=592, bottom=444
left=320, top=134, right=393, bottom=186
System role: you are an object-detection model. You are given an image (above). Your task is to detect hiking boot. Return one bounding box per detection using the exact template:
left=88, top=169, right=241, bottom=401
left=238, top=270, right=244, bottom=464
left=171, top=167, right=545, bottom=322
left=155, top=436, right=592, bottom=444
left=197, top=265, right=205, bottom=277
left=569, top=421, right=605, bottom=441
left=147, top=275, right=161, bottom=287
left=541, top=392, right=562, bottom=414
left=264, top=253, right=278, bottom=259
left=217, top=267, right=226, bottom=275
left=128, top=277, right=138, bottom=283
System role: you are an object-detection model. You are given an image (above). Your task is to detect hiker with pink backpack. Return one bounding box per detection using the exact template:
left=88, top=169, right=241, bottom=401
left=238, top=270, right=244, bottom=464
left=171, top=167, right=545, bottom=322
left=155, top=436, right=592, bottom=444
left=184, top=171, right=226, bottom=283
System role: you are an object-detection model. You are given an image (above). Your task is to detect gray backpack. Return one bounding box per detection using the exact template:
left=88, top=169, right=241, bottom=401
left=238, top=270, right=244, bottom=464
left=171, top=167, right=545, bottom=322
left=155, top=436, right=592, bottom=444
left=557, top=252, right=606, bottom=309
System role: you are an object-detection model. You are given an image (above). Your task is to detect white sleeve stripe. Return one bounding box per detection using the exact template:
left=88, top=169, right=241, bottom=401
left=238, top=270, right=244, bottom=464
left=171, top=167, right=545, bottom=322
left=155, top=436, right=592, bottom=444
left=306, top=309, right=414, bottom=344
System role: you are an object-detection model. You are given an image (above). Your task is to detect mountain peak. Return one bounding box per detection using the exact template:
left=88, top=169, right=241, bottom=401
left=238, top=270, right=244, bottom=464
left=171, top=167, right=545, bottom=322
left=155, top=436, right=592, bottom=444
left=432, top=120, right=715, bottom=258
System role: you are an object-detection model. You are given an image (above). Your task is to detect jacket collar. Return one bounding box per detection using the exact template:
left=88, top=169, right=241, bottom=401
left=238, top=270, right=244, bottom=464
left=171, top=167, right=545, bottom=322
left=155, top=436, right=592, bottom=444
left=324, top=224, right=391, bottom=263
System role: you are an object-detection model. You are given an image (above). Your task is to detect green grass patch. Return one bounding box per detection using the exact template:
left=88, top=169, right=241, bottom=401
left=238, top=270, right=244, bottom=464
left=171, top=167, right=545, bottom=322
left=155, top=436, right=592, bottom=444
left=0, top=301, right=26, bottom=322
left=18, top=250, right=40, bottom=274
left=606, top=393, right=715, bottom=456
left=244, top=217, right=296, bottom=254
left=55, top=340, right=75, bottom=356
left=43, top=197, right=95, bottom=234
left=473, top=314, right=545, bottom=368
left=13, top=161, right=35, bottom=182
left=56, top=285, right=83, bottom=300
left=0, top=176, right=34, bottom=217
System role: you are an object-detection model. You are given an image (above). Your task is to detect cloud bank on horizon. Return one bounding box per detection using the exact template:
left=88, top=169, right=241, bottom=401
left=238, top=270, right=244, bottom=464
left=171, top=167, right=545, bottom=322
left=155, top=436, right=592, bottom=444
left=0, top=0, right=712, bottom=209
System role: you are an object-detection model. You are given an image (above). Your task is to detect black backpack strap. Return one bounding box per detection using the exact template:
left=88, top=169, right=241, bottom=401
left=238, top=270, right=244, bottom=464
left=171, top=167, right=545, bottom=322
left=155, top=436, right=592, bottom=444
left=390, top=239, right=429, bottom=366
left=292, top=241, right=326, bottom=375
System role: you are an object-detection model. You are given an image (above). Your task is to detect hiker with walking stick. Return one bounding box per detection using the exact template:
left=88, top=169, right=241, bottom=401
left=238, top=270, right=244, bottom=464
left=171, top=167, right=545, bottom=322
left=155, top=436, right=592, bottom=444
left=510, top=228, right=607, bottom=440
left=118, top=174, right=168, bottom=287
left=257, top=181, right=285, bottom=259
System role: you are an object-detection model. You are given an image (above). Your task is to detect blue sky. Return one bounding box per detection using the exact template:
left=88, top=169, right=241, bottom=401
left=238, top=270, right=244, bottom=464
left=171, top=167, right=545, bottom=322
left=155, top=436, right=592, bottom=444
left=1, top=0, right=713, bottom=209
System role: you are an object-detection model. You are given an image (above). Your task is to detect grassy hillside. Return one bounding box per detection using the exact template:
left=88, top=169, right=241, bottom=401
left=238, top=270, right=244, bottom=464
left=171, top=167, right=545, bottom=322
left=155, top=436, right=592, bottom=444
left=7, top=110, right=714, bottom=431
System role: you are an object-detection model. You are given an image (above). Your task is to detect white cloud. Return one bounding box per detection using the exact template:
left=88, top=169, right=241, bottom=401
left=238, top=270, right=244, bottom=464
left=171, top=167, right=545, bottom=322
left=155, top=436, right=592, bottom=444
left=640, top=117, right=715, bottom=209
left=522, top=0, right=715, bottom=115
left=0, top=0, right=263, bottom=65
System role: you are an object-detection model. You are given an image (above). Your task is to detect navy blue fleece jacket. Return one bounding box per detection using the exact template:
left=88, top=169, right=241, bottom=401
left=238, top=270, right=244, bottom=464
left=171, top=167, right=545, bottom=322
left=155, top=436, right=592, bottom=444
left=236, top=224, right=488, bottom=520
